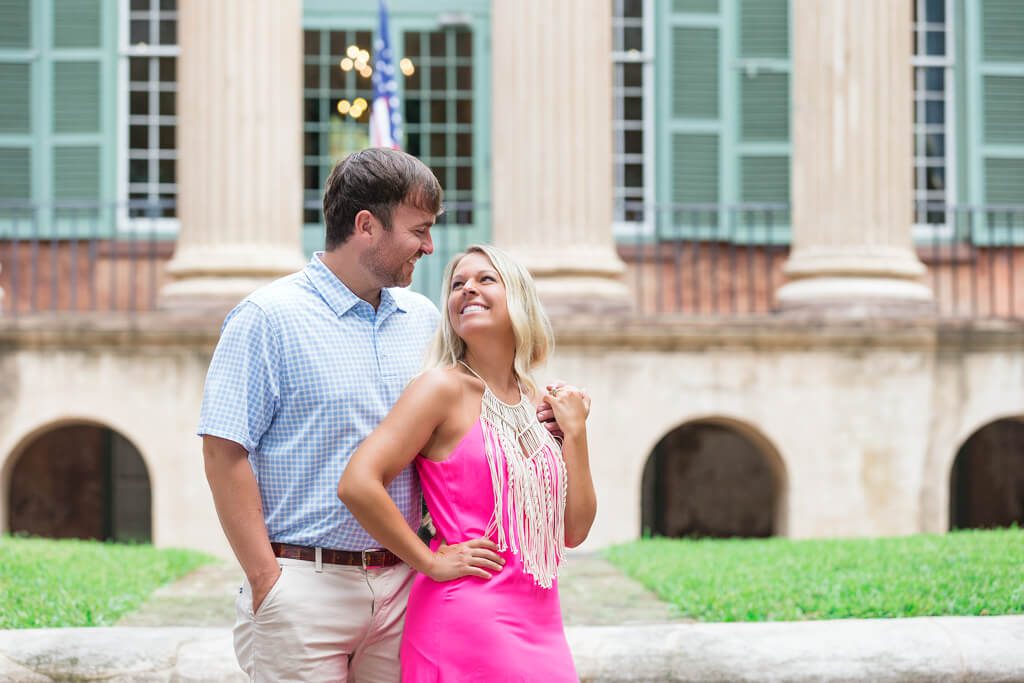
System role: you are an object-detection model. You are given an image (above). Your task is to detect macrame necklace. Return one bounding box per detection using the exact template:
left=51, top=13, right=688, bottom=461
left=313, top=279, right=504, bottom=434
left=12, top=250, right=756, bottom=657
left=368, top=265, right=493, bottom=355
left=459, top=361, right=567, bottom=588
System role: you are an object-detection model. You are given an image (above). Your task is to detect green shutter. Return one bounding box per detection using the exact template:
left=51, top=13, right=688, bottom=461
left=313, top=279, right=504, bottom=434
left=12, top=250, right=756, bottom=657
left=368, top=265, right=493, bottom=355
left=53, top=0, right=101, bottom=48
left=673, top=133, right=719, bottom=205
left=982, top=75, right=1024, bottom=144
left=54, top=146, right=100, bottom=200
left=0, top=63, right=31, bottom=133
left=0, top=0, right=30, bottom=48
left=659, top=0, right=725, bottom=238
left=970, top=0, right=1024, bottom=230
left=740, top=71, right=788, bottom=142
left=741, top=155, right=788, bottom=203
left=672, top=27, right=719, bottom=119
left=984, top=159, right=1024, bottom=204
left=734, top=0, right=791, bottom=240
left=0, top=147, right=31, bottom=199
left=981, top=0, right=1024, bottom=62
left=673, top=0, right=718, bottom=14
left=739, top=0, right=788, bottom=59
left=53, top=61, right=101, bottom=133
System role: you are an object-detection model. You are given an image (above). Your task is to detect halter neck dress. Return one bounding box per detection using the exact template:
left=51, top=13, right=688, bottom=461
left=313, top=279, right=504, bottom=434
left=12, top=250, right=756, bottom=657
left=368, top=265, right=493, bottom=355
left=399, top=383, right=577, bottom=682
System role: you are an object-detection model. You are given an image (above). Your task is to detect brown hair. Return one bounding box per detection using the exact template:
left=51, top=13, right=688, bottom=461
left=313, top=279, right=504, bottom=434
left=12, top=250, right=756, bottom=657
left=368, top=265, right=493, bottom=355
left=322, top=148, right=443, bottom=250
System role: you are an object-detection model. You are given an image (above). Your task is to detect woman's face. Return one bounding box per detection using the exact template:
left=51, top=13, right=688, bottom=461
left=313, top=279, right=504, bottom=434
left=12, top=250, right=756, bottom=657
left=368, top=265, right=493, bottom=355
left=447, top=251, right=512, bottom=343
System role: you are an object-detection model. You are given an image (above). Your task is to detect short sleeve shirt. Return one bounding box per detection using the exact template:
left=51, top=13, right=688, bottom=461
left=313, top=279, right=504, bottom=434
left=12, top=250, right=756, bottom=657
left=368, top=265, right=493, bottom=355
left=197, top=253, right=440, bottom=550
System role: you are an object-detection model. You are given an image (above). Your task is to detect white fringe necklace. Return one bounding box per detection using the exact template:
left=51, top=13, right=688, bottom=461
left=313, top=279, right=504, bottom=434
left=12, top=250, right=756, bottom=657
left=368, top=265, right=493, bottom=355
left=460, top=361, right=567, bottom=588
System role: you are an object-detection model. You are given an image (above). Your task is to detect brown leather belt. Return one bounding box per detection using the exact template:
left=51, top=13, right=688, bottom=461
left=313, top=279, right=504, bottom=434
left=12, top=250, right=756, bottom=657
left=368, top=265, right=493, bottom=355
left=270, top=542, right=401, bottom=569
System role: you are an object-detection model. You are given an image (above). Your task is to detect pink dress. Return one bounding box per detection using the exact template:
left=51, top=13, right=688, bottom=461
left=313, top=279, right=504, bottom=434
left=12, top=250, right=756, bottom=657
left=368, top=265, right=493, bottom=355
left=400, top=419, right=577, bottom=682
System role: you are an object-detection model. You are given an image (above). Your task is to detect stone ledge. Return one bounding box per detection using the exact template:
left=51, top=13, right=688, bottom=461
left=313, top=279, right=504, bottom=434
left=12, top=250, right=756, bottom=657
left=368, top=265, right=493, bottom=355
left=2, top=310, right=1023, bottom=353
left=0, top=616, right=1020, bottom=682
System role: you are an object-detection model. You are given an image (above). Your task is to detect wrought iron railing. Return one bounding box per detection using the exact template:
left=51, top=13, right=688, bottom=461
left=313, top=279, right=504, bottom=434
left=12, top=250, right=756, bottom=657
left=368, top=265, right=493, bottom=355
left=0, top=200, right=480, bottom=315
left=2, top=200, right=1022, bottom=320
left=617, top=202, right=1024, bottom=320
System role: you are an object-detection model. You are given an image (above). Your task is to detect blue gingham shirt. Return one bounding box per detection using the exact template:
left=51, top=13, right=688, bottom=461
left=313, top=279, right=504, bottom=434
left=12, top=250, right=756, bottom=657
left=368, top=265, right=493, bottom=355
left=198, top=253, right=440, bottom=550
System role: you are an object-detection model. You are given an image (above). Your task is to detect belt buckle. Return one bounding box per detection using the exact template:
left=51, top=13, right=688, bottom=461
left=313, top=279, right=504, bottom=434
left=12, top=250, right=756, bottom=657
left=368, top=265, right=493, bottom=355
left=361, top=549, right=383, bottom=570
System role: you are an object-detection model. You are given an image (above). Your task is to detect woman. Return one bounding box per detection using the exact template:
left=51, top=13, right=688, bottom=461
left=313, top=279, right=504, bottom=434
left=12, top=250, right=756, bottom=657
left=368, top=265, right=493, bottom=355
left=338, top=244, right=596, bottom=682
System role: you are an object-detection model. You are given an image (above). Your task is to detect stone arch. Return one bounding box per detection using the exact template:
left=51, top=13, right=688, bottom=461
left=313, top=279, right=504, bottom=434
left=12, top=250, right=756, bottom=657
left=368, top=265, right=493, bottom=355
left=4, top=419, right=152, bottom=542
left=640, top=416, right=788, bottom=538
left=949, top=416, right=1024, bottom=530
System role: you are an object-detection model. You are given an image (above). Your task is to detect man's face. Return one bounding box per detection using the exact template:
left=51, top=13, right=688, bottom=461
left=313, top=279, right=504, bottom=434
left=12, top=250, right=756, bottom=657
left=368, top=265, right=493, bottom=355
left=361, top=202, right=436, bottom=288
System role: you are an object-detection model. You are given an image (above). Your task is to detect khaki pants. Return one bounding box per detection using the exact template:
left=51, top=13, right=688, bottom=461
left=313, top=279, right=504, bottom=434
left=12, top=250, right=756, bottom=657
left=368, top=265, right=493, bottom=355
left=234, top=557, right=414, bottom=682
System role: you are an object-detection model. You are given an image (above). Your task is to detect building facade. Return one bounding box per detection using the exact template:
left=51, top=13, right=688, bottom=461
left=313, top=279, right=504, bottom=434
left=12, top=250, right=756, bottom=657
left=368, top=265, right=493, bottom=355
left=0, top=0, right=1021, bottom=558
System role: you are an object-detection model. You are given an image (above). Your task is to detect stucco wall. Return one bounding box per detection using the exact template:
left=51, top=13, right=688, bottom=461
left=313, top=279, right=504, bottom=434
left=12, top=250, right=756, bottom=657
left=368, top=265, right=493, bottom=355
left=1, top=315, right=1021, bottom=560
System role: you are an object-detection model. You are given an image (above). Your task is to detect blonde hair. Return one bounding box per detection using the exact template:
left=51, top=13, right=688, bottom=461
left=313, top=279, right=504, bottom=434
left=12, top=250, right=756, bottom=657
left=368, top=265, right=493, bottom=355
left=425, top=244, right=554, bottom=397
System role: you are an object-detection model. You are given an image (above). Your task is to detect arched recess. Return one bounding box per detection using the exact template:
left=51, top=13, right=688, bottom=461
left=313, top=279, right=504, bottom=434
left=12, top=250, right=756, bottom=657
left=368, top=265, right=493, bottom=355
left=949, top=416, right=1024, bottom=530
left=5, top=421, right=152, bottom=542
left=641, top=417, right=787, bottom=538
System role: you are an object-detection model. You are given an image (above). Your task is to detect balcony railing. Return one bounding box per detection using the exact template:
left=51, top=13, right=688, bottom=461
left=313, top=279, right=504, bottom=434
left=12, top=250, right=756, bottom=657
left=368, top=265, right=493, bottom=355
left=618, top=202, right=1024, bottom=320
left=0, top=200, right=480, bottom=316
left=2, top=200, right=1022, bottom=321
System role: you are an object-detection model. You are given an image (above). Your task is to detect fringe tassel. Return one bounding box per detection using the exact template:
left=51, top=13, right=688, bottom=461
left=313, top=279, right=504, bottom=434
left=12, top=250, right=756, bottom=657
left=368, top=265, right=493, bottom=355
left=477, top=390, right=568, bottom=589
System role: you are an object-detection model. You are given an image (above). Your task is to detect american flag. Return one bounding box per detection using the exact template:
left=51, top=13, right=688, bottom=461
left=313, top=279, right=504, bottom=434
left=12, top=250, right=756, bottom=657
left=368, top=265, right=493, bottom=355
left=370, top=0, right=401, bottom=149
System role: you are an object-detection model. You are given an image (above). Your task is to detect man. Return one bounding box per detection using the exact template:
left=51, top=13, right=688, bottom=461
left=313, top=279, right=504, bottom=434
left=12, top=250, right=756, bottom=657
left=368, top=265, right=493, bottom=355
left=199, top=149, right=565, bottom=681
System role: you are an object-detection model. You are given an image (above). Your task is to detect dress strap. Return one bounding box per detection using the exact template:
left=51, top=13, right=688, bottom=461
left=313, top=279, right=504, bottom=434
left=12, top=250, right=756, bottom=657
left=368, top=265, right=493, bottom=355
left=457, top=360, right=486, bottom=383
left=458, top=360, right=525, bottom=401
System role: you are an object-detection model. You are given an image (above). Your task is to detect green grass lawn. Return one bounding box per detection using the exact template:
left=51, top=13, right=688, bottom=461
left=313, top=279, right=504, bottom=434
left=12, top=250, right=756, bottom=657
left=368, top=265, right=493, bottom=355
left=0, top=535, right=216, bottom=629
left=605, top=527, right=1024, bottom=622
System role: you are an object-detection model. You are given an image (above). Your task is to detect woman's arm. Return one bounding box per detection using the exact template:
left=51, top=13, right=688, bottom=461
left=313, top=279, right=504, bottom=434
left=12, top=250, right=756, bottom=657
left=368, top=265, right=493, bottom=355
left=338, top=369, right=504, bottom=581
left=542, top=387, right=597, bottom=547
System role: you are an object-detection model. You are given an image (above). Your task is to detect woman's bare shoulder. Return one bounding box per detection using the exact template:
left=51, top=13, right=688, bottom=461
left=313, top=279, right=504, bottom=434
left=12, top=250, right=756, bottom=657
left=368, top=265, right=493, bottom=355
left=406, top=366, right=465, bottom=402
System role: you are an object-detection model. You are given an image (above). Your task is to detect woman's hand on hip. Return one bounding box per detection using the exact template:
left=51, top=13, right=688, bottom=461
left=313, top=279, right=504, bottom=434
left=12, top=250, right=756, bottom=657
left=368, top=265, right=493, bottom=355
left=427, top=537, right=505, bottom=582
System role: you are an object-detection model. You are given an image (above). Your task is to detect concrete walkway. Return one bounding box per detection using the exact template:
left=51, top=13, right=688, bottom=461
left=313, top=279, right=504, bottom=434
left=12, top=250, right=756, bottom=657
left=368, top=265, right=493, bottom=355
left=1, top=555, right=1022, bottom=681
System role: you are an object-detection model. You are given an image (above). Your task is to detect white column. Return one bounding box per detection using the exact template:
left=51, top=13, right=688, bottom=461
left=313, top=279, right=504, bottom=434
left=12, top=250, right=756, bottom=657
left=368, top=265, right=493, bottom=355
left=777, top=0, right=933, bottom=312
left=160, top=0, right=305, bottom=308
left=491, top=0, right=630, bottom=315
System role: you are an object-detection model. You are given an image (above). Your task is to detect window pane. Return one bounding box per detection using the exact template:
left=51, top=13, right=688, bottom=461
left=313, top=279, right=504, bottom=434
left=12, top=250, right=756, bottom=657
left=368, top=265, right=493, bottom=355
left=304, top=31, right=320, bottom=57
left=129, top=159, right=148, bottom=183
left=623, top=63, right=642, bottom=88
left=624, top=129, right=643, bottom=154
left=129, top=57, right=148, bottom=81
left=158, top=159, right=175, bottom=184
left=130, top=90, right=148, bottom=116
left=159, top=125, right=174, bottom=149
left=926, top=31, right=945, bottom=56
left=130, top=19, right=149, bottom=45
left=159, top=57, right=175, bottom=82
left=624, top=26, right=643, bottom=51
left=158, top=18, right=175, bottom=46
left=159, top=91, right=175, bottom=116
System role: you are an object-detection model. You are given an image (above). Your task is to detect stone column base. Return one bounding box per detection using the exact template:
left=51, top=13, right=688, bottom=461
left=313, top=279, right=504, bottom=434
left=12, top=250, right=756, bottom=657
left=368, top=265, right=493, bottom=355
left=777, top=246, right=934, bottom=316
left=776, top=277, right=935, bottom=317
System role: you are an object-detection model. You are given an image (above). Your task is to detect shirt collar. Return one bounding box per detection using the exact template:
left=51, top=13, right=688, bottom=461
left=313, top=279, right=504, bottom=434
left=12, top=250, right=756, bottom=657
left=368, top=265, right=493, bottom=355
left=305, top=252, right=407, bottom=319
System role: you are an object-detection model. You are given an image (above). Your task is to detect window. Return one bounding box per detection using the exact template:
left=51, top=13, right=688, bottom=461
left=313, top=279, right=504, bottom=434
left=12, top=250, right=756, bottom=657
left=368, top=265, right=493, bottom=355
left=612, top=0, right=654, bottom=238
left=121, top=0, right=178, bottom=226
left=0, top=0, right=33, bottom=206
left=402, top=27, right=476, bottom=224
left=302, top=27, right=375, bottom=250
left=912, top=0, right=956, bottom=236
left=656, top=0, right=791, bottom=243
left=0, top=0, right=115, bottom=233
